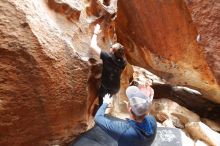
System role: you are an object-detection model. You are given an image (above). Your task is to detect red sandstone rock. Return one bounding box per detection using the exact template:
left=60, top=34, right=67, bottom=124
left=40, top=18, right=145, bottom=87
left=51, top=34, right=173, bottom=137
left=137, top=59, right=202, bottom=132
left=1, top=0, right=220, bottom=145
left=116, top=0, right=220, bottom=103
left=151, top=98, right=200, bottom=128
left=185, top=0, right=220, bottom=86
left=0, top=0, right=114, bottom=145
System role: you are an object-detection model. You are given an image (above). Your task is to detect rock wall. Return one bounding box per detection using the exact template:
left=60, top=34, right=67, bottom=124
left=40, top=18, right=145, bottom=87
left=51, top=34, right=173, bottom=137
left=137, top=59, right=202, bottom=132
left=116, top=0, right=220, bottom=103
left=1, top=0, right=220, bottom=145
left=0, top=0, right=115, bottom=145
left=185, top=0, right=220, bottom=85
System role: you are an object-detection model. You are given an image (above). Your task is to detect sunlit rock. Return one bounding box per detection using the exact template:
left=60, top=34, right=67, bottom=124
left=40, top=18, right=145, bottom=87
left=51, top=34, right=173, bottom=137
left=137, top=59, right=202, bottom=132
left=185, top=122, right=220, bottom=146
left=202, top=118, right=220, bottom=132
left=151, top=98, right=200, bottom=128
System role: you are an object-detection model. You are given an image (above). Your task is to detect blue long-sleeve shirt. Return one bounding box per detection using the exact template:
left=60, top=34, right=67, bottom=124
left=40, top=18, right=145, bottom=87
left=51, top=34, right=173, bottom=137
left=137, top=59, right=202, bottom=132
left=95, top=103, right=157, bottom=146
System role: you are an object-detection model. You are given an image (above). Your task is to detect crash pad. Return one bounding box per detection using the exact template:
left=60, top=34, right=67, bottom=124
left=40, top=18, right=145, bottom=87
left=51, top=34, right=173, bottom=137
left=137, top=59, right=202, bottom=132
left=70, top=126, right=185, bottom=146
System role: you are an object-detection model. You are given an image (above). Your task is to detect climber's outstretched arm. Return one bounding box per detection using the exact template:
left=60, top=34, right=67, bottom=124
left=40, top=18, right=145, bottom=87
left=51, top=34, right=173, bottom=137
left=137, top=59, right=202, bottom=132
left=90, top=24, right=102, bottom=55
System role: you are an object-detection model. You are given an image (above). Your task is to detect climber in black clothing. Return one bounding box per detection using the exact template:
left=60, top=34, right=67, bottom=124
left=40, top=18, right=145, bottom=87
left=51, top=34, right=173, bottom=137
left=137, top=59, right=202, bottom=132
left=90, top=24, right=127, bottom=106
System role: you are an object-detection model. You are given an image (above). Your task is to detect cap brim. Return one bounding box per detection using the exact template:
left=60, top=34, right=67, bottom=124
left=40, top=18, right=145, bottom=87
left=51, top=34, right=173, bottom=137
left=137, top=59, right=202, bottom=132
left=126, top=86, right=140, bottom=99
left=126, top=86, right=147, bottom=100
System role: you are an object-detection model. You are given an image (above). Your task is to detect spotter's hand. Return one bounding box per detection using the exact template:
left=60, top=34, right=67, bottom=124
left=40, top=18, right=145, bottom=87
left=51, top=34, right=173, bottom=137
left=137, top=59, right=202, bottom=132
left=103, top=93, right=112, bottom=104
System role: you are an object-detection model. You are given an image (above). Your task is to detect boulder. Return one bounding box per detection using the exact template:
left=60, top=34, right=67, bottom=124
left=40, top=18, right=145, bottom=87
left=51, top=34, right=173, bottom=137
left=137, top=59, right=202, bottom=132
left=0, top=0, right=115, bottom=145
left=202, top=118, right=220, bottom=132
left=151, top=98, right=200, bottom=128
left=116, top=0, right=220, bottom=104
left=185, top=122, right=220, bottom=146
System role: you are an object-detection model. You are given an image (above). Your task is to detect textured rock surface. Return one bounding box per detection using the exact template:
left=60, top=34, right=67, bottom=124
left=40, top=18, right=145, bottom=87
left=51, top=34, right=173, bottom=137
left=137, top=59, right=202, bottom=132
left=0, top=0, right=87, bottom=145
left=0, top=0, right=114, bottom=145
left=1, top=0, right=220, bottom=145
left=185, top=122, right=220, bottom=146
left=151, top=98, right=200, bottom=128
left=185, top=0, right=220, bottom=85
left=116, top=0, right=220, bottom=103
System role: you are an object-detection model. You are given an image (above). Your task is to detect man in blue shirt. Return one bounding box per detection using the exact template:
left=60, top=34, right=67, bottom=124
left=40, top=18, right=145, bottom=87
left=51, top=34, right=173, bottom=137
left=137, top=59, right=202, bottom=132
left=95, top=86, right=157, bottom=146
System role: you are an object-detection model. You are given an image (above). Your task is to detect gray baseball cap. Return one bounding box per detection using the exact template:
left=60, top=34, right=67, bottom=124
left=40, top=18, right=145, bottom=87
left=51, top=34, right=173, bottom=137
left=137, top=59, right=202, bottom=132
left=126, top=86, right=150, bottom=116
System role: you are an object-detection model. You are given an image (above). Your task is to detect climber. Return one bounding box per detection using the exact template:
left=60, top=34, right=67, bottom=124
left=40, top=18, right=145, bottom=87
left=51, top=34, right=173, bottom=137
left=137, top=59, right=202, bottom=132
left=94, top=86, right=157, bottom=146
left=90, top=24, right=127, bottom=106
left=130, top=79, right=154, bottom=103
left=138, top=79, right=154, bottom=103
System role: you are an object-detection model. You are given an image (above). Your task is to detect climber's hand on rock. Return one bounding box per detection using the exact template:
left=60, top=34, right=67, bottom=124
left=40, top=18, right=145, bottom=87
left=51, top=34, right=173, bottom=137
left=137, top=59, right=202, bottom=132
left=103, top=93, right=112, bottom=104
left=94, top=24, right=101, bottom=34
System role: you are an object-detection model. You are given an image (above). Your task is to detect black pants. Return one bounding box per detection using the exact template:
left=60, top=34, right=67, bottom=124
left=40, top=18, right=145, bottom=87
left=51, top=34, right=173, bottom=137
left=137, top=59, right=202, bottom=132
left=98, top=84, right=119, bottom=107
